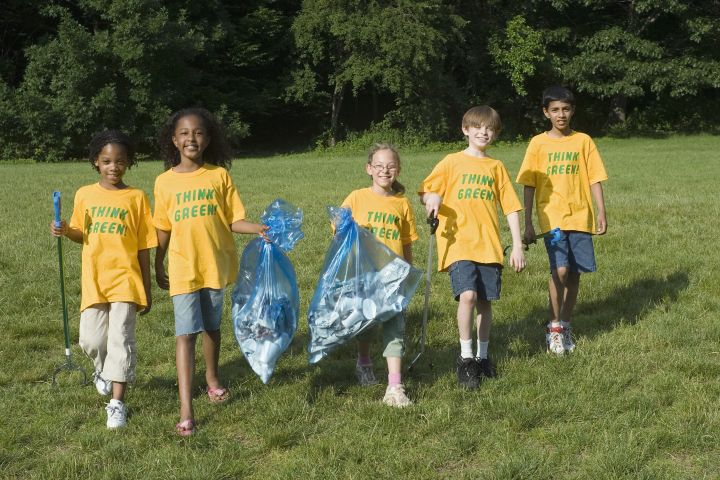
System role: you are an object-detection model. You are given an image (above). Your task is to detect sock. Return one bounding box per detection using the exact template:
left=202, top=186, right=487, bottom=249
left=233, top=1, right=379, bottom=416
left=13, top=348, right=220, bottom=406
left=560, top=320, right=571, bottom=330
left=549, top=321, right=561, bottom=330
left=388, top=372, right=401, bottom=387
left=460, top=339, right=473, bottom=359
left=109, top=398, right=123, bottom=407
left=476, top=341, right=489, bottom=359
left=357, top=355, right=372, bottom=366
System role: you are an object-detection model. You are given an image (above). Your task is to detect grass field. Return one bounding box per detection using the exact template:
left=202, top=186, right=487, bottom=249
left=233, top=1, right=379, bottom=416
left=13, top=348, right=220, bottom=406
left=1, top=135, right=719, bottom=479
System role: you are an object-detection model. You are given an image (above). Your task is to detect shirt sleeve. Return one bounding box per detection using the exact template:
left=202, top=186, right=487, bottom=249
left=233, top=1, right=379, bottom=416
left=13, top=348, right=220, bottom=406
left=496, top=163, right=522, bottom=215
left=418, top=158, right=448, bottom=196
left=69, top=190, right=85, bottom=231
left=137, top=192, right=158, bottom=250
left=586, top=137, right=608, bottom=185
left=152, top=179, right=172, bottom=231
left=401, top=198, right=419, bottom=244
left=223, top=171, right=246, bottom=224
left=516, top=139, right=538, bottom=187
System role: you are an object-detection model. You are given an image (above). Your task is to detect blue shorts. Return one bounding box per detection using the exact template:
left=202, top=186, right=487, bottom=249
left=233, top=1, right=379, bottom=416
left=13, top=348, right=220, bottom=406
left=545, top=231, right=596, bottom=273
left=448, top=261, right=502, bottom=301
left=172, top=288, right=224, bottom=336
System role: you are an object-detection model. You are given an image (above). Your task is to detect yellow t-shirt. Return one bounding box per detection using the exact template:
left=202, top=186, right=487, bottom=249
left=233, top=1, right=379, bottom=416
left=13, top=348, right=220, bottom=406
left=153, top=164, right=246, bottom=296
left=69, top=184, right=157, bottom=311
left=418, top=152, right=522, bottom=271
left=516, top=131, right=608, bottom=234
left=341, top=187, right=419, bottom=257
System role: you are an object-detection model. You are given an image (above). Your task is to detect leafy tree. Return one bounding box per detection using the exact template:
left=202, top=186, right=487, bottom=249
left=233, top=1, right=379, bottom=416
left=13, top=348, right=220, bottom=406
left=288, top=0, right=465, bottom=146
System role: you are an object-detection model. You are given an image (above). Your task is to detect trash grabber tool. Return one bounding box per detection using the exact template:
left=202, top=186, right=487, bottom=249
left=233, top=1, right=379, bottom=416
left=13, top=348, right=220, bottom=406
left=503, top=227, right=562, bottom=256
left=408, top=213, right=440, bottom=372
left=51, top=191, right=87, bottom=386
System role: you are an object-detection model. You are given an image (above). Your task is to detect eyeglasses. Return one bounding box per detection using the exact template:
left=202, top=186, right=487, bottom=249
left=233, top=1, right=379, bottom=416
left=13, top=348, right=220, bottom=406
left=369, top=164, right=399, bottom=172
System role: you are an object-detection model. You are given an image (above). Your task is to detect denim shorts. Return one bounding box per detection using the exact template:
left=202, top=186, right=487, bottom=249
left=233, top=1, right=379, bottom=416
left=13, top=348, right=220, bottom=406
left=172, top=288, right=224, bottom=336
left=545, top=230, right=596, bottom=273
left=448, top=261, right=502, bottom=301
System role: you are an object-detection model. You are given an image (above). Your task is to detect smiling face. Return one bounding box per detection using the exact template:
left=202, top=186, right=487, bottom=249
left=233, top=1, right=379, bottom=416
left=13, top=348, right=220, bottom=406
left=172, top=114, right=210, bottom=165
left=94, top=143, right=128, bottom=189
left=366, top=148, right=400, bottom=194
left=462, top=124, right=497, bottom=154
left=543, top=100, right=574, bottom=135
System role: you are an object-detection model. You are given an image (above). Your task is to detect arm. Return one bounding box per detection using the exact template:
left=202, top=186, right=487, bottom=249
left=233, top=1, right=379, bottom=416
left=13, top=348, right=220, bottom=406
left=49, top=220, right=84, bottom=244
left=137, top=248, right=152, bottom=315
left=420, top=192, right=442, bottom=217
left=590, top=182, right=607, bottom=235
left=155, top=229, right=170, bottom=290
left=402, top=243, right=413, bottom=265
left=506, top=211, right=526, bottom=273
left=522, top=186, right=536, bottom=245
left=231, top=220, right=269, bottom=240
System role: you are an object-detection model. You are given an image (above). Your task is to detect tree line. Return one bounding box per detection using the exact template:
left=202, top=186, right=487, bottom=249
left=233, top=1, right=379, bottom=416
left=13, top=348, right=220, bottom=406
left=2, top=0, right=718, bottom=161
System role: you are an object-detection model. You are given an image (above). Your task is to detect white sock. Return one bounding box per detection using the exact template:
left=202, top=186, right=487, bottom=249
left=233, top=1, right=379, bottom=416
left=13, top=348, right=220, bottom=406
left=109, top=399, right=123, bottom=407
left=549, top=321, right=561, bottom=329
left=460, top=339, right=473, bottom=359
left=476, top=341, right=489, bottom=359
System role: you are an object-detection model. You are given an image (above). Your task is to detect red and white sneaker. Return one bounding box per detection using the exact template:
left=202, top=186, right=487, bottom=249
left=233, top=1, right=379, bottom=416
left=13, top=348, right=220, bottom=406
left=546, top=324, right=565, bottom=355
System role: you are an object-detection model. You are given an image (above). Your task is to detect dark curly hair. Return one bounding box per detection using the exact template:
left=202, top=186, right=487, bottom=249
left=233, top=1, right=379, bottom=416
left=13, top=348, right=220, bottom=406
left=88, top=130, right=136, bottom=171
left=158, top=107, right=233, bottom=170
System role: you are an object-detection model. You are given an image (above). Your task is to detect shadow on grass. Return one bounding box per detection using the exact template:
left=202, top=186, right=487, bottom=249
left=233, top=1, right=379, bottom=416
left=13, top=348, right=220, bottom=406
left=403, top=270, right=691, bottom=384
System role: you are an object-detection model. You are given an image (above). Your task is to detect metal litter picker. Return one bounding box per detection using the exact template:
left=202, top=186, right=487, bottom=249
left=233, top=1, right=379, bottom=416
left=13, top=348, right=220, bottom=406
left=51, top=191, right=87, bottom=386
left=408, top=214, right=440, bottom=371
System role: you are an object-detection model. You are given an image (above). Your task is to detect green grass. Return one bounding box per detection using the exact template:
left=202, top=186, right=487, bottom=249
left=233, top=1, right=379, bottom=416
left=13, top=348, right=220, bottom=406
left=2, top=135, right=720, bottom=479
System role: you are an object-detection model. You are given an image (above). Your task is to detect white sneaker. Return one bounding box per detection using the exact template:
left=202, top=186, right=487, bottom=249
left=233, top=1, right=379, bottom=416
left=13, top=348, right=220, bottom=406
left=93, top=371, right=112, bottom=396
left=546, top=325, right=565, bottom=356
left=383, top=384, right=412, bottom=408
left=106, top=400, right=127, bottom=429
left=355, top=364, right=378, bottom=386
left=561, top=325, right=576, bottom=353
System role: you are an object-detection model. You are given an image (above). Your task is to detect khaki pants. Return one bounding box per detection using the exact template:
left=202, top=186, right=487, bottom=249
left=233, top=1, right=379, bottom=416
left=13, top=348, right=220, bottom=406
left=79, top=302, right=137, bottom=383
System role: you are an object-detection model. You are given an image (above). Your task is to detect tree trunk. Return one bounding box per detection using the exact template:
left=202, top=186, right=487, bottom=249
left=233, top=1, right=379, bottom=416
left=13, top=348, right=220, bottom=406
left=608, top=94, right=627, bottom=124
left=330, top=83, right=346, bottom=147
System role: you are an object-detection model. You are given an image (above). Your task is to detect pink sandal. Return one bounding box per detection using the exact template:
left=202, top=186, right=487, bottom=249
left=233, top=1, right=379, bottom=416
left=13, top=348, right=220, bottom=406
left=207, top=386, right=229, bottom=404
left=176, top=419, right=195, bottom=437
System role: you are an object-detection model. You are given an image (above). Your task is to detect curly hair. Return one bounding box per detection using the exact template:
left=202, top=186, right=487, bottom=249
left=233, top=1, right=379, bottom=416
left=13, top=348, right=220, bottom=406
left=158, top=107, right=233, bottom=170
left=367, top=143, right=405, bottom=194
left=88, top=130, right=136, bottom=171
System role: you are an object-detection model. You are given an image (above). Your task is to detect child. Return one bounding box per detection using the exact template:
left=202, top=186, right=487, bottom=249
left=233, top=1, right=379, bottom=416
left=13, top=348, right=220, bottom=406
left=49, top=130, right=156, bottom=429
left=419, top=106, right=525, bottom=390
left=340, top=143, right=419, bottom=407
left=153, top=107, right=267, bottom=436
left=516, top=86, right=608, bottom=355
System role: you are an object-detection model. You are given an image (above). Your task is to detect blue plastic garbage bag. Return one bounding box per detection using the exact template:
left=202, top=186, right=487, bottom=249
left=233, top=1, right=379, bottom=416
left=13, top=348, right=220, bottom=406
left=307, top=207, right=423, bottom=364
left=232, top=199, right=304, bottom=383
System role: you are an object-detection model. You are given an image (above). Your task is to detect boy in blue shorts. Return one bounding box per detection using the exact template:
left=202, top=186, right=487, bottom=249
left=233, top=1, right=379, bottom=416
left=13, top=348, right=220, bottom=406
left=516, top=86, right=608, bottom=355
left=419, top=106, right=525, bottom=390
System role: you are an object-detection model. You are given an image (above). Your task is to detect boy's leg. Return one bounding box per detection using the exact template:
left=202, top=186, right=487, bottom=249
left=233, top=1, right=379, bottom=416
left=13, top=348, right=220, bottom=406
left=476, top=300, right=492, bottom=343
left=560, top=272, right=580, bottom=322
left=176, top=334, right=197, bottom=422
left=548, top=266, right=569, bottom=322
left=457, top=290, right=476, bottom=353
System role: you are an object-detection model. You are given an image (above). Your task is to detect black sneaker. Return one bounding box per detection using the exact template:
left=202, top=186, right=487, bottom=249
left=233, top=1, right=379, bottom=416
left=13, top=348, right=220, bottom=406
left=476, top=357, right=497, bottom=378
left=456, top=356, right=480, bottom=390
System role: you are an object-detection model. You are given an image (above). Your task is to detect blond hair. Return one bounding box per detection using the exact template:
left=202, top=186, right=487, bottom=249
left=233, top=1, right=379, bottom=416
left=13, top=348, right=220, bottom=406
left=367, top=143, right=405, bottom=194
